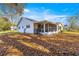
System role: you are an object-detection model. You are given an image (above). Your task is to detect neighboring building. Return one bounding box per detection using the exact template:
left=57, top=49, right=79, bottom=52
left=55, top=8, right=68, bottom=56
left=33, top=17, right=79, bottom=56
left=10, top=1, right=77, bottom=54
left=10, top=26, right=17, bottom=30
left=15, top=17, right=63, bottom=35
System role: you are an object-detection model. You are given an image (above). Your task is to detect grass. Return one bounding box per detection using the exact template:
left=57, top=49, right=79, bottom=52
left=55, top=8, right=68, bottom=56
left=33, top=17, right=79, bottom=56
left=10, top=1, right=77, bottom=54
left=63, top=30, right=79, bottom=35
left=0, top=30, right=17, bottom=33
left=0, top=30, right=18, bottom=35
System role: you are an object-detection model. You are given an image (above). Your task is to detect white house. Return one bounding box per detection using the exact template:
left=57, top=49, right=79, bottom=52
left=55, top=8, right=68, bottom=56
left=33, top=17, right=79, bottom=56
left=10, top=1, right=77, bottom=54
left=0, top=16, right=63, bottom=35
left=15, top=17, right=63, bottom=35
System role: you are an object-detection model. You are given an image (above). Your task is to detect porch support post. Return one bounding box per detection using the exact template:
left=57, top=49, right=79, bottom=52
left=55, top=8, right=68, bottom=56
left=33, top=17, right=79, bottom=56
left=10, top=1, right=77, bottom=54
left=43, top=23, right=45, bottom=33
left=56, top=25, right=59, bottom=33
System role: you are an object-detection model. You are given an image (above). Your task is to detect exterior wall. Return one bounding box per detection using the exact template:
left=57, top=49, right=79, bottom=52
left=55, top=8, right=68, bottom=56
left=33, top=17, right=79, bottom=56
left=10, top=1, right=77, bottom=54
left=57, top=24, right=63, bottom=32
left=17, top=18, right=35, bottom=33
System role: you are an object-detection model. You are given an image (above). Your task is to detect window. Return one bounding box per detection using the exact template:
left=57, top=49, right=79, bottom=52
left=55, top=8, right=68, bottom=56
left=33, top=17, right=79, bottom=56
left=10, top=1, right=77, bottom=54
left=22, top=26, right=24, bottom=29
left=45, top=28, right=48, bottom=32
left=39, top=24, right=44, bottom=32
left=49, top=27, right=56, bottom=32
left=26, top=25, right=30, bottom=28
left=18, top=27, right=20, bottom=29
left=40, top=29, right=44, bottom=32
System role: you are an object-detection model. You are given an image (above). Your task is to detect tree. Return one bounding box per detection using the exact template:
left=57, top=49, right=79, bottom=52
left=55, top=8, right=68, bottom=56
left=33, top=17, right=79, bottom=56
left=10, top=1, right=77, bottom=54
left=67, top=15, right=79, bottom=31
left=0, top=3, right=24, bottom=23
left=0, top=17, right=15, bottom=31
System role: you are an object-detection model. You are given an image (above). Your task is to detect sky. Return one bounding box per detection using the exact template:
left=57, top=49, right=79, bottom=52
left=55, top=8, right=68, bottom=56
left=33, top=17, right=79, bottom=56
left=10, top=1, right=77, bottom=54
left=23, top=3, right=79, bottom=25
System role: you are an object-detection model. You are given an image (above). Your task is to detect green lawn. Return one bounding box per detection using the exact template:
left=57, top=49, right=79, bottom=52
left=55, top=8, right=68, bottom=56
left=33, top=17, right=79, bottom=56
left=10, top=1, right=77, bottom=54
left=63, top=30, right=79, bottom=34
left=0, top=30, right=18, bottom=35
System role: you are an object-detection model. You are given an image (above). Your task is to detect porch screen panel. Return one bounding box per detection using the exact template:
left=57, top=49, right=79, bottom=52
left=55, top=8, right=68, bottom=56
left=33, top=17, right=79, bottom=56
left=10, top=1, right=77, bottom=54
left=39, top=24, right=44, bottom=32
left=45, top=24, right=48, bottom=32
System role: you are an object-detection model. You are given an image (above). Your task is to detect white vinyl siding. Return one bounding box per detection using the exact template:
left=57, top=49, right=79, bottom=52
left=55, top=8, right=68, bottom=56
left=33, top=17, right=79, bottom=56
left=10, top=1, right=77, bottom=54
left=17, top=17, right=35, bottom=33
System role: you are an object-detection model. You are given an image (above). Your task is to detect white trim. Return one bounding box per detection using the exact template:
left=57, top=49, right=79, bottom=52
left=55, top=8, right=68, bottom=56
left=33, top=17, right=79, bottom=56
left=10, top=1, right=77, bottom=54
left=43, top=23, right=45, bottom=33
left=40, top=31, right=58, bottom=35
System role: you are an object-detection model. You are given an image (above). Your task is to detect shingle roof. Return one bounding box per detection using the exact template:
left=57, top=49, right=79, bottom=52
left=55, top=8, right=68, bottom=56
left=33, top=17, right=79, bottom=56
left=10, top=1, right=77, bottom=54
left=21, top=17, right=38, bottom=23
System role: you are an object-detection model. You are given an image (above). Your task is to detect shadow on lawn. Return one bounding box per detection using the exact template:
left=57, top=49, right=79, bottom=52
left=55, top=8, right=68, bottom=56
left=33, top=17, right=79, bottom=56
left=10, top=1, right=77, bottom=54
left=0, top=35, right=51, bottom=56
left=0, top=33, right=78, bottom=56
